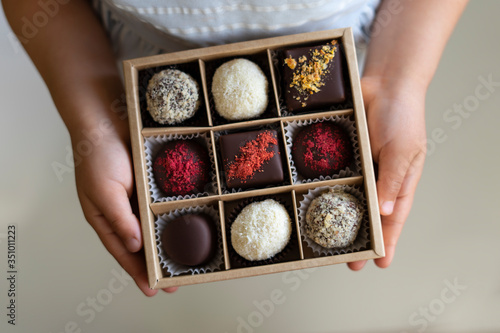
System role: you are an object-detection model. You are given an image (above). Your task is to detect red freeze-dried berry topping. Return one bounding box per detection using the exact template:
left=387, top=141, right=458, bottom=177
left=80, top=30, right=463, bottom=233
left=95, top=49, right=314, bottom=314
left=292, top=122, right=352, bottom=178
left=303, top=123, right=349, bottom=171
left=227, top=131, right=278, bottom=181
left=153, top=140, right=209, bottom=196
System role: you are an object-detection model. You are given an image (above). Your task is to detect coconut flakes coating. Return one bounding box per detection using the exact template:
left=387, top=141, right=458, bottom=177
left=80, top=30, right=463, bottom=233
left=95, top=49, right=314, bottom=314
left=146, top=69, right=200, bottom=125
left=212, top=58, right=268, bottom=121
left=231, top=199, right=291, bottom=261
left=305, top=190, right=362, bottom=248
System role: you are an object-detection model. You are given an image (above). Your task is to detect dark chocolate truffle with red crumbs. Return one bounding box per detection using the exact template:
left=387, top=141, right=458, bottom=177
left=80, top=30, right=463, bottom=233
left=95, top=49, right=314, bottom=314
left=292, top=122, right=352, bottom=179
left=153, top=140, right=210, bottom=196
left=161, top=214, right=216, bottom=266
left=220, top=129, right=284, bottom=189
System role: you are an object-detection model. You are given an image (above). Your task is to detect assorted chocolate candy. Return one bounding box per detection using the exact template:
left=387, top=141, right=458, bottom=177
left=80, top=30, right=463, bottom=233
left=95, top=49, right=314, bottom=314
left=292, top=122, right=353, bottom=180
left=152, top=139, right=210, bottom=197
left=161, top=214, right=216, bottom=266
left=143, top=39, right=365, bottom=271
left=219, top=129, right=284, bottom=190
left=283, top=41, right=346, bottom=112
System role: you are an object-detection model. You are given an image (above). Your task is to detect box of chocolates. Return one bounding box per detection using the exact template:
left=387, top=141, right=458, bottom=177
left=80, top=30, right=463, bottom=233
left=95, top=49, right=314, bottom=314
left=123, top=28, right=384, bottom=289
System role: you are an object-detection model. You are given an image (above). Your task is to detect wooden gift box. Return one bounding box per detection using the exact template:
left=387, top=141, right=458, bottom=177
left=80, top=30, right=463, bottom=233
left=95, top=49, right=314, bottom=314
left=123, top=28, right=384, bottom=289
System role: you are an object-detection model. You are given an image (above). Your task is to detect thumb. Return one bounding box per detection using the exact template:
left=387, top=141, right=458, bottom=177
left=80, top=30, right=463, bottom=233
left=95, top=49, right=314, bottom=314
left=93, top=182, right=143, bottom=253
left=376, top=143, right=411, bottom=216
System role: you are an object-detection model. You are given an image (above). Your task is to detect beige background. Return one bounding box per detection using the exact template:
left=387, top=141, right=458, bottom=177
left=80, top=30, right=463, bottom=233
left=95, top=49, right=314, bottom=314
left=1, top=1, right=499, bottom=332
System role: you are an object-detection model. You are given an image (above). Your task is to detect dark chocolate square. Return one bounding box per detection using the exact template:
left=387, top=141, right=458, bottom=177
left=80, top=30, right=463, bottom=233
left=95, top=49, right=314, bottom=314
left=283, top=42, right=346, bottom=112
left=220, top=129, right=284, bottom=189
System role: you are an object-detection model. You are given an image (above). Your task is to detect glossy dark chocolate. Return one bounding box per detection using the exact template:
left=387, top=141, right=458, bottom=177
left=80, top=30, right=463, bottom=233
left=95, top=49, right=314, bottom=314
left=161, top=214, right=216, bottom=266
left=283, top=43, right=346, bottom=112
left=220, top=129, right=284, bottom=189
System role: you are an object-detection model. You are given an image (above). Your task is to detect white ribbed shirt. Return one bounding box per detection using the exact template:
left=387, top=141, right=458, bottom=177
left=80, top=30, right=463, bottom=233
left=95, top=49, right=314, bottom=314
left=92, top=0, right=380, bottom=67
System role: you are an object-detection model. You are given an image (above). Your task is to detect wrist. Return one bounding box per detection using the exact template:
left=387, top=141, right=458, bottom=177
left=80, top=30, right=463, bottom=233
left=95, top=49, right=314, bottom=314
left=68, top=109, right=130, bottom=149
left=361, top=74, right=427, bottom=102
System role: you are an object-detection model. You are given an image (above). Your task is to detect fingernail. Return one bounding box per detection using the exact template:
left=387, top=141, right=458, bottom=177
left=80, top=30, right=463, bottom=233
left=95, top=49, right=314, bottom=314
left=126, top=237, right=141, bottom=252
left=381, top=201, right=394, bottom=215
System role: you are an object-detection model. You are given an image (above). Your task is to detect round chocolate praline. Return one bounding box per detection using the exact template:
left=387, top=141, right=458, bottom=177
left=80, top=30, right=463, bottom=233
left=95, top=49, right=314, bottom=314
left=231, top=199, right=291, bottom=261
left=305, top=189, right=363, bottom=248
left=146, top=69, right=200, bottom=125
left=153, top=140, right=209, bottom=197
left=292, top=122, right=352, bottom=179
left=212, top=58, right=268, bottom=121
left=161, top=214, right=216, bottom=266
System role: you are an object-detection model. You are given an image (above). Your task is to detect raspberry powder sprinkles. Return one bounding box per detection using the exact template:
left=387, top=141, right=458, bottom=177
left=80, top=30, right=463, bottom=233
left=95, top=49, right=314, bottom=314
left=292, top=122, right=353, bottom=179
left=153, top=140, right=210, bottom=196
left=227, top=131, right=278, bottom=182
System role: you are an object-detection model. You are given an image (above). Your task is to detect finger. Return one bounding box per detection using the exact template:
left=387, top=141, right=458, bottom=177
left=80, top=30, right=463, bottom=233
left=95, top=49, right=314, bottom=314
left=376, top=144, right=422, bottom=216
left=374, top=193, right=414, bottom=268
left=89, top=212, right=160, bottom=297
left=347, top=260, right=367, bottom=271
left=163, top=287, right=179, bottom=293
left=375, top=152, right=425, bottom=268
left=91, top=182, right=142, bottom=252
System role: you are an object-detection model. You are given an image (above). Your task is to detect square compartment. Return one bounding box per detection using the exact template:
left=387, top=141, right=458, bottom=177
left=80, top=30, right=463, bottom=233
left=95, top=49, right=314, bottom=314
left=223, top=191, right=302, bottom=269
left=214, top=122, right=292, bottom=193
left=138, top=61, right=210, bottom=128
left=144, top=131, right=219, bottom=202
left=274, top=40, right=354, bottom=117
left=205, top=52, right=280, bottom=126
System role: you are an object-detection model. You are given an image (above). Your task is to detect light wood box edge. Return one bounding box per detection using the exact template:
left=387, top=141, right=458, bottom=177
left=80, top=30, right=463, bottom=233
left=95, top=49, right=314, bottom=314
left=123, top=27, right=384, bottom=290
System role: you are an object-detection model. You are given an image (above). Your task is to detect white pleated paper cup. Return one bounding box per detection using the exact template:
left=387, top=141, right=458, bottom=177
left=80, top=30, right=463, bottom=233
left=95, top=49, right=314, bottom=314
left=298, top=185, right=370, bottom=256
left=155, top=205, right=224, bottom=276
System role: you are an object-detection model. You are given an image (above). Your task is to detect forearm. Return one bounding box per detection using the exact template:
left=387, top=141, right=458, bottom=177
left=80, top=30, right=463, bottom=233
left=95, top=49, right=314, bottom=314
left=364, top=0, right=468, bottom=92
left=2, top=0, right=127, bottom=143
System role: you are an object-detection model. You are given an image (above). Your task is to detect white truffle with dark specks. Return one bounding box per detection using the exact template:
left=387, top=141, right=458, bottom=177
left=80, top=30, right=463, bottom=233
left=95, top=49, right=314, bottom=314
left=305, top=190, right=363, bottom=248
left=231, top=199, right=291, bottom=261
left=146, top=69, right=200, bottom=125
left=212, top=58, right=268, bottom=121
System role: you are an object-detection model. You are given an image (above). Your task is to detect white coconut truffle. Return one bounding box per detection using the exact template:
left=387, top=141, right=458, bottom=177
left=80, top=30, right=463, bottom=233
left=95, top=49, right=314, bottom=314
left=305, top=190, right=363, bottom=248
left=146, top=69, right=200, bottom=125
left=231, top=199, right=291, bottom=261
left=212, top=58, right=268, bottom=121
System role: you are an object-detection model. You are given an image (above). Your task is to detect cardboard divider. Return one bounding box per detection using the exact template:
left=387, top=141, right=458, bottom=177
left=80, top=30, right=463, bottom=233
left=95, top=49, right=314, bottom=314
left=267, top=49, right=282, bottom=117
left=218, top=201, right=231, bottom=270
left=279, top=120, right=294, bottom=186
left=209, top=131, right=223, bottom=196
left=124, top=28, right=385, bottom=289
left=290, top=190, right=305, bottom=260
left=198, top=59, right=213, bottom=127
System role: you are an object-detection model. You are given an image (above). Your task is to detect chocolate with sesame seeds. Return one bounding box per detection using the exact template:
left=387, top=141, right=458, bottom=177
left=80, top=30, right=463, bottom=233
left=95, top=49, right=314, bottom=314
left=305, top=189, right=363, bottom=248
left=146, top=69, right=200, bottom=125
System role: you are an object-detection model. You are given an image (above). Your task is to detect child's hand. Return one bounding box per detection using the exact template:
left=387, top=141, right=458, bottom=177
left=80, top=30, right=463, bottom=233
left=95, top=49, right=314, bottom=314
left=345, top=0, right=468, bottom=270
left=348, top=76, right=427, bottom=270
left=73, top=133, right=178, bottom=296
